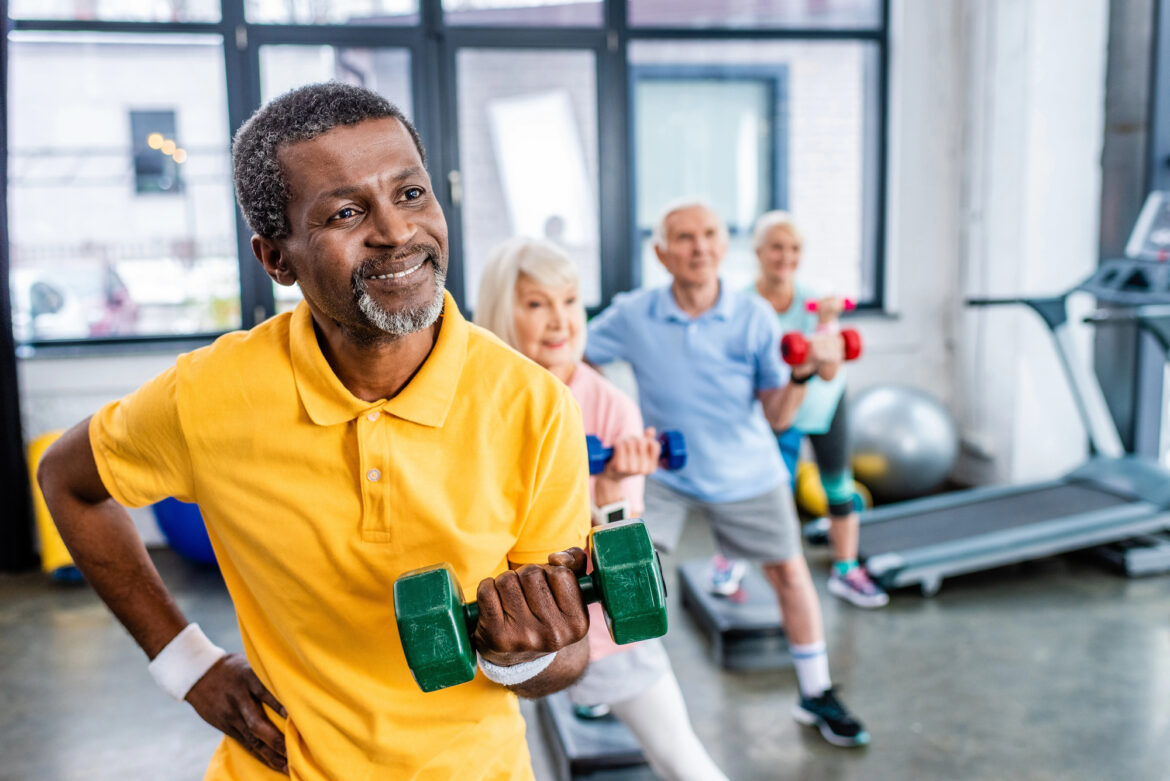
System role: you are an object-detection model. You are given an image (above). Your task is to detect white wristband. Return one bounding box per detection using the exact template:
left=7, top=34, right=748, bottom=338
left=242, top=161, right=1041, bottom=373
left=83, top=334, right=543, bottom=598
left=148, top=623, right=227, bottom=701
left=477, top=651, right=558, bottom=687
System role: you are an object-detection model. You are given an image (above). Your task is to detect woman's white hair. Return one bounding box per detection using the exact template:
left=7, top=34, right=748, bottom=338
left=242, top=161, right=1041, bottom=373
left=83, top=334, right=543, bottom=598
left=651, top=197, right=727, bottom=250
left=752, top=210, right=803, bottom=251
left=474, top=237, right=585, bottom=360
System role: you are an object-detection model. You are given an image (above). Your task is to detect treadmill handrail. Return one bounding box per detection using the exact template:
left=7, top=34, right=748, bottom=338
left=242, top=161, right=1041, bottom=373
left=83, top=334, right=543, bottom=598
left=965, top=292, right=1123, bottom=458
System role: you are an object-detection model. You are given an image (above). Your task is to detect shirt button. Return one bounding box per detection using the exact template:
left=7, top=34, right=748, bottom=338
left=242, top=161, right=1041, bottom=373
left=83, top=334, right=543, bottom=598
left=367, top=469, right=381, bottom=482
left=367, top=412, right=380, bottom=422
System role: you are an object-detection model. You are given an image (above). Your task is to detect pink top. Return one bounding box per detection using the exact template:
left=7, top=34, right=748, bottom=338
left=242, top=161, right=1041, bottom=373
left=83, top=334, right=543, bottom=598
left=567, top=362, right=646, bottom=662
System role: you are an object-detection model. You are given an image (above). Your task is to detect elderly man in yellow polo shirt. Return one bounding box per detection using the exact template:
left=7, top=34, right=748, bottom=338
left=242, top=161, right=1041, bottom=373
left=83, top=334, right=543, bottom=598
left=38, top=82, right=593, bottom=780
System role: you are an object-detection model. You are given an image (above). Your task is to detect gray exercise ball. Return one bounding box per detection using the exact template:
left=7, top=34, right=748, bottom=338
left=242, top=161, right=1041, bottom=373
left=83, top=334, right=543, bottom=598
left=848, top=385, right=959, bottom=502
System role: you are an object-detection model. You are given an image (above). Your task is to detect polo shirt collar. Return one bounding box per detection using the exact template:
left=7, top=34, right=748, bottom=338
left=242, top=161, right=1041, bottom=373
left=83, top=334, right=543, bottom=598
left=290, top=290, right=468, bottom=428
left=651, top=281, right=734, bottom=323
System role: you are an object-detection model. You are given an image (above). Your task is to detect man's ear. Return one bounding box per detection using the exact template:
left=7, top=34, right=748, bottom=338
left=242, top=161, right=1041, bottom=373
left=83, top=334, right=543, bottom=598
left=252, top=235, right=297, bottom=286
left=653, top=242, right=668, bottom=265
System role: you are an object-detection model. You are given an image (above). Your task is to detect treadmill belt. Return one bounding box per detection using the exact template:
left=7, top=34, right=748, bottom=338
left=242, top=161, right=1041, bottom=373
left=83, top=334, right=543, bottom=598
left=860, top=483, right=1130, bottom=556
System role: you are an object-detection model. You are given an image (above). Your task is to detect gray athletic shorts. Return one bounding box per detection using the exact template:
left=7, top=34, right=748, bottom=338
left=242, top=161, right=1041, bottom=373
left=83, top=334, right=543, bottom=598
left=641, top=478, right=803, bottom=563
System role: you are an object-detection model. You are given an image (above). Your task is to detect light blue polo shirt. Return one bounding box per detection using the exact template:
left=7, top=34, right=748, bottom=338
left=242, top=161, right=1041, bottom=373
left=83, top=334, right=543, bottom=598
left=585, top=284, right=791, bottom=503
left=750, top=280, right=847, bottom=435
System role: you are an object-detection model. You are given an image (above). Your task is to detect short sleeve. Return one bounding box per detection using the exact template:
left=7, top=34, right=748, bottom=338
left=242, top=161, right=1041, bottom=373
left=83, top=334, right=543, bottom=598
left=89, top=364, right=196, bottom=508
left=752, top=306, right=790, bottom=392
left=509, top=386, right=591, bottom=565
left=584, top=297, right=629, bottom=366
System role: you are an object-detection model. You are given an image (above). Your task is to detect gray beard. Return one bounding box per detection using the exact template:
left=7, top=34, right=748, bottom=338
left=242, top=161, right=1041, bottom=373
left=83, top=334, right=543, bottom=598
left=354, top=261, right=447, bottom=339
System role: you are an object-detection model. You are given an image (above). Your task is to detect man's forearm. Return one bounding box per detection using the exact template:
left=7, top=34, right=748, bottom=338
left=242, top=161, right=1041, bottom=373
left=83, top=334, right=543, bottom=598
left=51, top=497, right=189, bottom=657
left=760, top=382, right=808, bottom=432
left=506, top=638, right=589, bottom=699
left=40, top=424, right=189, bottom=659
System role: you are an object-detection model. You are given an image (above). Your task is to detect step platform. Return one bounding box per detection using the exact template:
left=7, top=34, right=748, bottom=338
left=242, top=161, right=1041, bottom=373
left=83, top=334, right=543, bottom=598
left=677, top=559, right=789, bottom=671
left=537, top=691, right=653, bottom=781
left=1090, top=532, right=1170, bottom=576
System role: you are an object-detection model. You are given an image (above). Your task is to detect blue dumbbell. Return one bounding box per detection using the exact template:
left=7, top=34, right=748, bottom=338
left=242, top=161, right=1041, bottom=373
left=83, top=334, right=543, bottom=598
left=586, top=431, right=687, bottom=476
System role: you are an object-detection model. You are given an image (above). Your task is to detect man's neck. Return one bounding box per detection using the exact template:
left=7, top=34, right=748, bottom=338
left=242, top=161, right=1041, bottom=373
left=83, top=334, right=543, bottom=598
left=670, top=278, right=721, bottom=318
left=756, top=275, right=795, bottom=313
left=313, top=318, right=442, bottom=403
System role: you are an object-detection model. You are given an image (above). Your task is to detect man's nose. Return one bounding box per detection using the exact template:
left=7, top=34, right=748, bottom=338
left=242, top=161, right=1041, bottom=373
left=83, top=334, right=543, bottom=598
left=366, top=204, right=416, bottom=247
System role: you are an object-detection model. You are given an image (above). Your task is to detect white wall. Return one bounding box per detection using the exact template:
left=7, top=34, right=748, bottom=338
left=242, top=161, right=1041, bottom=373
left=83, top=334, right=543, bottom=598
left=16, top=0, right=1114, bottom=552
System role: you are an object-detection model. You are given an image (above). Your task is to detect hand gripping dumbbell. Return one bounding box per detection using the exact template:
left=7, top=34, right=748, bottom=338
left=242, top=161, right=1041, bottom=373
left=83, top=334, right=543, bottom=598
left=780, top=329, right=863, bottom=366
left=586, top=430, right=687, bottom=476
left=393, top=518, right=668, bottom=692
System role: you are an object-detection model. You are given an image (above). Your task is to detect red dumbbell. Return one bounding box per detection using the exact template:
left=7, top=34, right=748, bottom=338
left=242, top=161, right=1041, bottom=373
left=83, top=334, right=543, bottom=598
left=780, top=329, right=863, bottom=366
left=805, top=298, right=856, bottom=313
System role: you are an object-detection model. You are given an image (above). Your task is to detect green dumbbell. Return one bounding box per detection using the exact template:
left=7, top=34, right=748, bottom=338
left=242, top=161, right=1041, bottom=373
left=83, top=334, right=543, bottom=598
left=394, top=518, right=668, bottom=693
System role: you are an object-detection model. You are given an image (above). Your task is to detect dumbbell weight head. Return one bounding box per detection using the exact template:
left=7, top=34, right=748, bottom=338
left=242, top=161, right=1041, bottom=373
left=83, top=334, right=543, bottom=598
left=585, top=434, right=609, bottom=476
left=658, top=430, right=687, bottom=471
left=780, top=332, right=810, bottom=366
left=840, top=328, right=863, bottom=360
left=393, top=563, right=477, bottom=692
left=589, top=518, right=669, bottom=645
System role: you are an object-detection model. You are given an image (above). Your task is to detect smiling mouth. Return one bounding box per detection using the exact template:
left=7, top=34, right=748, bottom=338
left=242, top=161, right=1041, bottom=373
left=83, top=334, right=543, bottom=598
left=368, top=258, right=426, bottom=281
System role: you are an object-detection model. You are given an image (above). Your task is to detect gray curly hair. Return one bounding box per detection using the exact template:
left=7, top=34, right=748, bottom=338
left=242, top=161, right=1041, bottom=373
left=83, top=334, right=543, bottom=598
left=231, top=82, right=425, bottom=240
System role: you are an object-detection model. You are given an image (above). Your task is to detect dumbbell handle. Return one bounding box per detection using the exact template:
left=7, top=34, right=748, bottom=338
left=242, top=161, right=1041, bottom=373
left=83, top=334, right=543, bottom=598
left=805, top=298, right=856, bottom=312
left=461, top=575, right=600, bottom=630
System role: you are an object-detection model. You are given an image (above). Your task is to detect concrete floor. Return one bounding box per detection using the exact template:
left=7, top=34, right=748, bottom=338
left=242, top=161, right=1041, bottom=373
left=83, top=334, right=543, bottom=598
left=2, top=518, right=1168, bottom=781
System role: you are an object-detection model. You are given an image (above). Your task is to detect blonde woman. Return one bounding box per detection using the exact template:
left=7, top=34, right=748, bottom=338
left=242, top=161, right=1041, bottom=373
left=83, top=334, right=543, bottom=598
left=749, top=211, right=887, bottom=608
left=476, top=238, right=728, bottom=781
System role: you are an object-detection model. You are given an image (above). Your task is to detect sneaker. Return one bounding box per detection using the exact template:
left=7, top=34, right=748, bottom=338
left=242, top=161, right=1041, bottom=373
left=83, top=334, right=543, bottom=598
left=828, top=566, right=889, bottom=608
left=793, top=688, right=870, bottom=747
left=708, top=554, right=747, bottom=597
left=572, top=703, right=612, bottom=720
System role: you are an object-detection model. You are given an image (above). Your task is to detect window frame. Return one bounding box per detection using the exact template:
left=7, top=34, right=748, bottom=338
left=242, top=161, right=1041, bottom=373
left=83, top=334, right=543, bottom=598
left=3, top=0, right=890, bottom=334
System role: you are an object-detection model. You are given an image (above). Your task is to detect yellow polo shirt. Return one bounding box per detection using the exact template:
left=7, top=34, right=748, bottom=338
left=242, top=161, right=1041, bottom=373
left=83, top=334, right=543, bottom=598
left=90, top=292, right=590, bottom=780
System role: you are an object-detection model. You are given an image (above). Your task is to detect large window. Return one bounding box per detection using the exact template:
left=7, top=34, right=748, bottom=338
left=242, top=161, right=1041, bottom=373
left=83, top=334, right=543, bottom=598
left=6, top=32, right=239, bottom=342
left=632, top=39, right=880, bottom=299
left=4, top=1, right=888, bottom=347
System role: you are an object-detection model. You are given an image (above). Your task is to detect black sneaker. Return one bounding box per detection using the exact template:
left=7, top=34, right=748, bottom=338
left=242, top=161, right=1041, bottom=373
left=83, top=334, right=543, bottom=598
left=792, top=688, right=870, bottom=747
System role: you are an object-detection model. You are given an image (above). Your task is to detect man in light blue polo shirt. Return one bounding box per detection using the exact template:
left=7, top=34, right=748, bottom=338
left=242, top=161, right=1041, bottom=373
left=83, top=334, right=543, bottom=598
left=586, top=200, right=869, bottom=748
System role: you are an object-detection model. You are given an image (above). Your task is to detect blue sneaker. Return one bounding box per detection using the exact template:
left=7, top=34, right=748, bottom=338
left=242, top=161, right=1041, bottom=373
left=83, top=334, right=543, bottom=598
left=793, top=688, right=870, bottom=747
left=708, top=555, right=747, bottom=597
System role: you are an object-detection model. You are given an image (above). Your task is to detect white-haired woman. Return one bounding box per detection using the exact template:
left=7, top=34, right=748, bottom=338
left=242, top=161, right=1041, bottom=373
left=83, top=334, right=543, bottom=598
left=749, top=211, right=887, bottom=608
left=476, top=238, right=728, bottom=781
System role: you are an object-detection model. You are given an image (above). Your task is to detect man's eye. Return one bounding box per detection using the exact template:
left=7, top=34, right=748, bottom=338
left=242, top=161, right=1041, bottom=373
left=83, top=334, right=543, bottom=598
left=565, top=297, right=577, bottom=306
left=404, top=187, right=424, bottom=201
left=332, top=207, right=357, bottom=221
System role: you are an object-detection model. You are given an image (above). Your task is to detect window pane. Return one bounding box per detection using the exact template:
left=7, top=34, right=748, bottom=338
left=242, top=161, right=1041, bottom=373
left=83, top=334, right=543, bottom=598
left=8, top=0, right=220, bottom=22
left=631, top=39, right=879, bottom=302
left=259, top=45, right=414, bottom=314
left=443, top=0, right=602, bottom=27
left=628, top=0, right=881, bottom=30
left=7, top=32, right=240, bottom=342
left=456, top=48, right=600, bottom=309
left=246, top=0, right=418, bottom=25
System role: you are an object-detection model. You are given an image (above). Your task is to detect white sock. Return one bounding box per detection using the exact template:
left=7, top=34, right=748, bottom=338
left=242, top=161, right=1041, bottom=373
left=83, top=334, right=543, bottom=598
left=790, top=640, right=831, bottom=698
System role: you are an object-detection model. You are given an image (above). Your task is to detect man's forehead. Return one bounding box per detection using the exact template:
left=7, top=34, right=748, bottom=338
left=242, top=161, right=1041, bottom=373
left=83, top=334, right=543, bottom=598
left=278, top=117, right=416, bottom=171
left=278, top=118, right=422, bottom=198
left=666, top=206, right=722, bottom=234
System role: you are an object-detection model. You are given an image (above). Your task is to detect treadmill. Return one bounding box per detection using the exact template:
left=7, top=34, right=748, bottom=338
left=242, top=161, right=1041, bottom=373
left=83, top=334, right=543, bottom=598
left=810, top=256, right=1170, bottom=596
